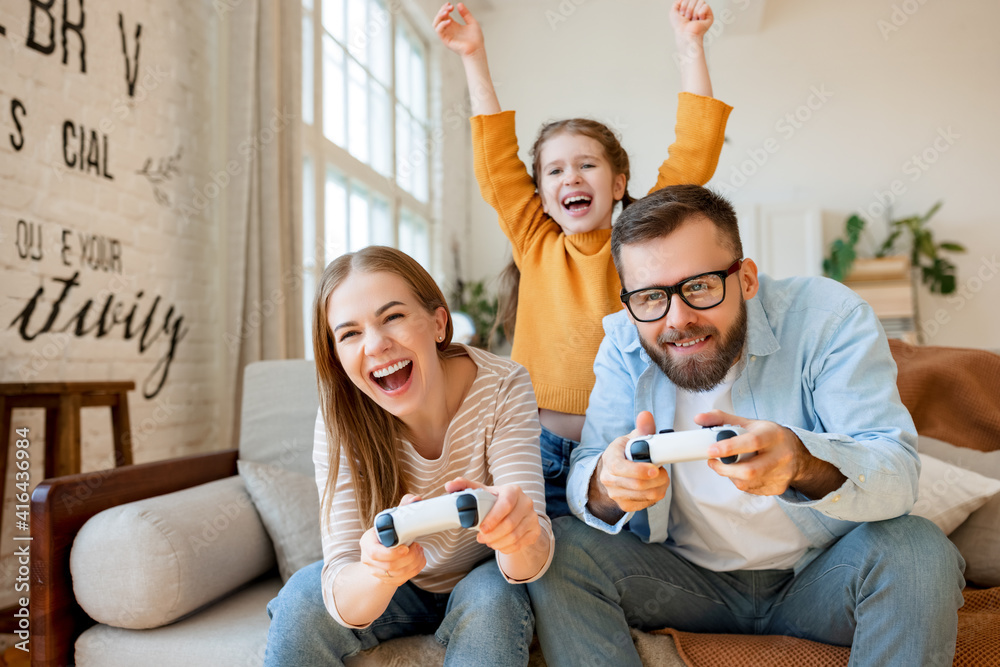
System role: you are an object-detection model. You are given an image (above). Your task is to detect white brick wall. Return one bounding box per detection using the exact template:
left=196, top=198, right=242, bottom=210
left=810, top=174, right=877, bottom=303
left=0, top=0, right=220, bottom=604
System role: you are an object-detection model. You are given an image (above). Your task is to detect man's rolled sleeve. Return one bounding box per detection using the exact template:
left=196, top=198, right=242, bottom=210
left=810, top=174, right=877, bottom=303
left=775, top=300, right=920, bottom=522
left=778, top=427, right=919, bottom=521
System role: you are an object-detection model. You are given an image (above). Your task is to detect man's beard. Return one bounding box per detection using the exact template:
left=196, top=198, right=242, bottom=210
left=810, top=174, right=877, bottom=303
left=639, top=298, right=748, bottom=393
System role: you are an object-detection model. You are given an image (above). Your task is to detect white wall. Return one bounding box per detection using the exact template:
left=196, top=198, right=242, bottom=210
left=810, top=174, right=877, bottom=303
left=466, top=0, right=999, bottom=350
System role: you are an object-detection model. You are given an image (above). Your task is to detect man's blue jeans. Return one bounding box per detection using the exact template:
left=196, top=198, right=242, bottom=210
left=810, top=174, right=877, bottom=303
left=528, top=515, right=965, bottom=667
left=265, top=559, right=533, bottom=666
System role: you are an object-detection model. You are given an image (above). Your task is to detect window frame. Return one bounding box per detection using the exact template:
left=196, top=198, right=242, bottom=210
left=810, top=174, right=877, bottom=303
left=300, top=0, right=438, bottom=358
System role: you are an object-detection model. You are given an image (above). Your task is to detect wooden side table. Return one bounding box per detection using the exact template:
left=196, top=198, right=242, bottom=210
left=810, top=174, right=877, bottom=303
left=0, top=381, right=135, bottom=634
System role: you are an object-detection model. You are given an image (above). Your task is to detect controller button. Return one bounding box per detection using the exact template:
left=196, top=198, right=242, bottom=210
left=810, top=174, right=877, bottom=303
left=715, top=429, right=737, bottom=441
left=629, top=440, right=651, bottom=463
left=658, top=429, right=674, bottom=434
left=456, top=493, right=480, bottom=528
left=375, top=513, right=398, bottom=547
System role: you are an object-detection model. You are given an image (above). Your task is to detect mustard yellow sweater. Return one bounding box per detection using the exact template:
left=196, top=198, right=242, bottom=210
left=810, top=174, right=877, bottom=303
left=471, top=93, right=733, bottom=415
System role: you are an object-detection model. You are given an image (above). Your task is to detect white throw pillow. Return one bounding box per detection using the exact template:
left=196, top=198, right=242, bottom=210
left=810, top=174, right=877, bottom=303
left=916, top=435, right=1000, bottom=587
left=238, top=459, right=323, bottom=582
left=910, top=452, right=1000, bottom=535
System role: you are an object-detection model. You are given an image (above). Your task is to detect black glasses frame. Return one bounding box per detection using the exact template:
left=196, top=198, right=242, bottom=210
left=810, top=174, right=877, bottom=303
left=620, top=259, right=743, bottom=322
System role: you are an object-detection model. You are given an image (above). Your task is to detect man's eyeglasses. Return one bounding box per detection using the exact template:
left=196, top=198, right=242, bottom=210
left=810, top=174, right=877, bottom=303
left=620, top=259, right=743, bottom=323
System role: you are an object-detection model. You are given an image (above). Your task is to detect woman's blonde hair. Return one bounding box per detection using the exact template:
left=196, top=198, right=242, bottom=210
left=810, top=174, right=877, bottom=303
left=313, top=246, right=457, bottom=529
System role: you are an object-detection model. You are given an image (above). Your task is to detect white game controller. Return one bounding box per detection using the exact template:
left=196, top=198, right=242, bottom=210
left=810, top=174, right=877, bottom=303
left=374, top=489, right=497, bottom=548
left=625, top=425, right=753, bottom=466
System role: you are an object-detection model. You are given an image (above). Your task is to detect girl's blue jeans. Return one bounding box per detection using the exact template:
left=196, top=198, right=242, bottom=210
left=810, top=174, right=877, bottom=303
left=540, top=425, right=576, bottom=519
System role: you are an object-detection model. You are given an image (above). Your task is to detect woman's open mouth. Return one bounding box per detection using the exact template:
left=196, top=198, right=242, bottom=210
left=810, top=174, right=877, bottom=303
left=371, top=359, right=413, bottom=392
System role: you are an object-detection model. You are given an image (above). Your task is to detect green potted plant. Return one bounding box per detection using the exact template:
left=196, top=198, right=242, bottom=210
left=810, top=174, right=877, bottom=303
left=450, top=277, right=504, bottom=350
left=824, top=201, right=966, bottom=295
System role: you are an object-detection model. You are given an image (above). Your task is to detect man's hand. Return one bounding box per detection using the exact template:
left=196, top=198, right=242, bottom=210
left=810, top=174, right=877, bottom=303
left=697, top=410, right=847, bottom=499
left=587, top=411, right=670, bottom=523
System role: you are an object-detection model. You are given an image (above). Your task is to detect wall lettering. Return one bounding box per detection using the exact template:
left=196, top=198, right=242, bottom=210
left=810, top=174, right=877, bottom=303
left=26, top=0, right=86, bottom=72
left=16, top=220, right=44, bottom=261
left=118, top=13, right=142, bottom=97
left=10, top=99, right=26, bottom=151
left=60, top=229, right=123, bottom=273
left=9, top=272, right=188, bottom=399
left=62, top=120, right=114, bottom=180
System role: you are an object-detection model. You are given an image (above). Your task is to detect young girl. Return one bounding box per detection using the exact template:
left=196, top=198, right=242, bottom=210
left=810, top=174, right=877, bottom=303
left=264, top=246, right=553, bottom=666
left=434, top=1, right=732, bottom=517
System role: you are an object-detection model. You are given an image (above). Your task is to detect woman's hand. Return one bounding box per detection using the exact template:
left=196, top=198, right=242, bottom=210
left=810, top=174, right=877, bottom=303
left=433, top=3, right=485, bottom=58
left=358, top=494, right=427, bottom=588
left=670, top=0, right=714, bottom=40
left=444, top=478, right=541, bottom=555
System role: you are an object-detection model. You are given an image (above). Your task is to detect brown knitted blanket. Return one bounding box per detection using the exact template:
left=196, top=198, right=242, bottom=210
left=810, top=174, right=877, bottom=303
left=889, top=340, right=1000, bottom=453
left=657, top=588, right=1000, bottom=667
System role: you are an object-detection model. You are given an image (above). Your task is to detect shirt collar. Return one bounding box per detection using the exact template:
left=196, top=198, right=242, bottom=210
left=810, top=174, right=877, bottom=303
left=744, top=295, right=780, bottom=358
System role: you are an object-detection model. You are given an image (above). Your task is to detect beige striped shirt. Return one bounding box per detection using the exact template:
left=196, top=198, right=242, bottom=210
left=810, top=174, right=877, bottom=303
left=314, top=344, right=553, bottom=627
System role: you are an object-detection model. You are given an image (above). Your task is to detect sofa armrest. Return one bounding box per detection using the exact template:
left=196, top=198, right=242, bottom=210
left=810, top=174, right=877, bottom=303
left=30, top=449, right=239, bottom=667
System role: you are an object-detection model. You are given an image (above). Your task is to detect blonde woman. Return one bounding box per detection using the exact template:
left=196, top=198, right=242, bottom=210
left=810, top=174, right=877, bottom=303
left=264, top=246, right=553, bottom=666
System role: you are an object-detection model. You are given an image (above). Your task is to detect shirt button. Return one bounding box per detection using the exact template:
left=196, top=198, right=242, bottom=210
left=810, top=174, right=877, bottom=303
left=832, top=494, right=841, bottom=503
left=859, top=474, right=866, bottom=483
left=750, top=355, right=757, bottom=361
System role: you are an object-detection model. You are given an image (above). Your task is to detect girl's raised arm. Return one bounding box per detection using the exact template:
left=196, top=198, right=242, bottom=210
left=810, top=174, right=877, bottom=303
left=671, top=0, right=714, bottom=97
left=434, top=2, right=501, bottom=116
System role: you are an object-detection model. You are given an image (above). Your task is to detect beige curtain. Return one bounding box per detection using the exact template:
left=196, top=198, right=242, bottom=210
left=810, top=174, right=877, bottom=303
left=222, top=0, right=304, bottom=448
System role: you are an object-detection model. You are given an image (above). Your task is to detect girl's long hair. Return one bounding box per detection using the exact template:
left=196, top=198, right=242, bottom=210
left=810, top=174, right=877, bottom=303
left=492, top=119, right=635, bottom=342
left=313, top=246, right=456, bottom=529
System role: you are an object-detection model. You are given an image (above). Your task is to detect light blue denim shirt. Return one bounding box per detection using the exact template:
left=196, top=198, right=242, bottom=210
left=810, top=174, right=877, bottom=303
left=567, top=274, right=920, bottom=572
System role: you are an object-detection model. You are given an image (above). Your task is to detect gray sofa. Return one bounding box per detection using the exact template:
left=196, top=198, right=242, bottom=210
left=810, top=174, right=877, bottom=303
left=37, top=360, right=687, bottom=667
left=35, top=353, right=1000, bottom=666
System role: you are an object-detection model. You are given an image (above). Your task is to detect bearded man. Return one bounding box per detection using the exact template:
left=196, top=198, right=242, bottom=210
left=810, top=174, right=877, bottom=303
left=527, top=185, right=965, bottom=667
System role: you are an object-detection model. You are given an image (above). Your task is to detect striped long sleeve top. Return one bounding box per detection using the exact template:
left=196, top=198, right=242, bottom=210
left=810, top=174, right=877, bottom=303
left=314, top=344, right=554, bottom=628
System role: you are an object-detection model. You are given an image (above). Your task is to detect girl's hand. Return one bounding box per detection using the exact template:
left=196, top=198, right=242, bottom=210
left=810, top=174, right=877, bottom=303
left=359, top=494, right=427, bottom=587
left=445, top=478, right=541, bottom=556
left=433, top=3, right=485, bottom=58
left=670, top=0, right=714, bottom=39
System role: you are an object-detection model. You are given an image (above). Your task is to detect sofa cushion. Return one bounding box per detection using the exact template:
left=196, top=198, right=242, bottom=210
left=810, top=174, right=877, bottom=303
left=911, top=452, right=1000, bottom=535
left=239, top=459, right=323, bottom=582
left=71, top=476, right=276, bottom=629
left=74, top=577, right=281, bottom=667
left=917, top=435, right=1000, bottom=587
left=238, top=360, right=319, bottom=476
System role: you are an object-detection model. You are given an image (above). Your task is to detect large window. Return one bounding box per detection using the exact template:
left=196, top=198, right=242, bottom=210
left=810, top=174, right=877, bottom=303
left=302, top=0, right=435, bottom=357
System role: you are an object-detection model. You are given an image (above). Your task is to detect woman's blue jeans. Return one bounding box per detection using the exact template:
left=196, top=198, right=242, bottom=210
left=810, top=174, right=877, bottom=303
left=528, top=514, right=966, bottom=667
left=264, top=558, right=533, bottom=666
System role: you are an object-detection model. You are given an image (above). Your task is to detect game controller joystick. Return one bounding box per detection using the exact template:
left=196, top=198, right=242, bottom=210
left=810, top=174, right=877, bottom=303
left=374, top=489, right=497, bottom=548
left=625, top=425, right=752, bottom=466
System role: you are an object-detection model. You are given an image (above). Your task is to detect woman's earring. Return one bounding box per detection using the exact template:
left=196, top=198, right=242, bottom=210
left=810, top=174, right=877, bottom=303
left=437, top=336, right=443, bottom=342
